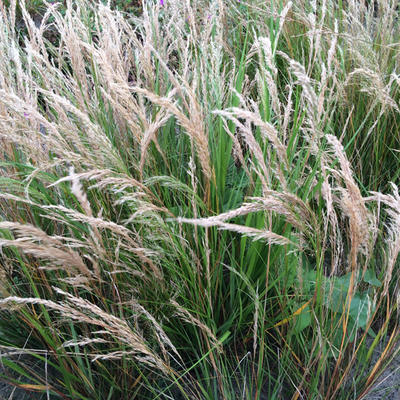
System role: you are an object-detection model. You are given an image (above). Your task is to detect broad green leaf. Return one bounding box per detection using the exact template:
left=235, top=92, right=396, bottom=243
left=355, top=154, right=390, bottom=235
left=363, top=269, right=381, bottom=287
left=293, top=305, right=312, bottom=333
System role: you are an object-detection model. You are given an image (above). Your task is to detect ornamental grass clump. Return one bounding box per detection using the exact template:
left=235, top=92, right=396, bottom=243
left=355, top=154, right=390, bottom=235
left=0, top=0, right=399, bottom=399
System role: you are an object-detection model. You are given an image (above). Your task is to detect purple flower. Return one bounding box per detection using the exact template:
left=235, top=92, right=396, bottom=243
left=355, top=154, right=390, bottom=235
left=160, top=0, right=164, bottom=6
left=23, top=112, right=29, bottom=118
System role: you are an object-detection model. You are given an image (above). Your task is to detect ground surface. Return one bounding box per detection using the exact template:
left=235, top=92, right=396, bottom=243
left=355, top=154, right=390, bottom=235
left=0, top=352, right=399, bottom=400
left=358, top=338, right=400, bottom=400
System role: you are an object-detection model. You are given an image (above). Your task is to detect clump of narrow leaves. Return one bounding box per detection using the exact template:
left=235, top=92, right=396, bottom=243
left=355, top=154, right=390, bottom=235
left=0, top=0, right=399, bottom=399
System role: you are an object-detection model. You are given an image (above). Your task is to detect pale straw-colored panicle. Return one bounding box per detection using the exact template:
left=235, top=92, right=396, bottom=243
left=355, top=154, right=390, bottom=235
left=170, top=299, right=222, bottom=352
left=0, top=290, right=170, bottom=374
left=133, top=302, right=180, bottom=362
left=368, top=184, right=400, bottom=298
left=326, top=134, right=376, bottom=271
left=278, top=51, right=318, bottom=112
left=254, top=36, right=281, bottom=120
left=0, top=235, right=92, bottom=278
left=320, top=163, right=343, bottom=276
left=68, top=166, right=103, bottom=278
left=132, top=86, right=213, bottom=182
